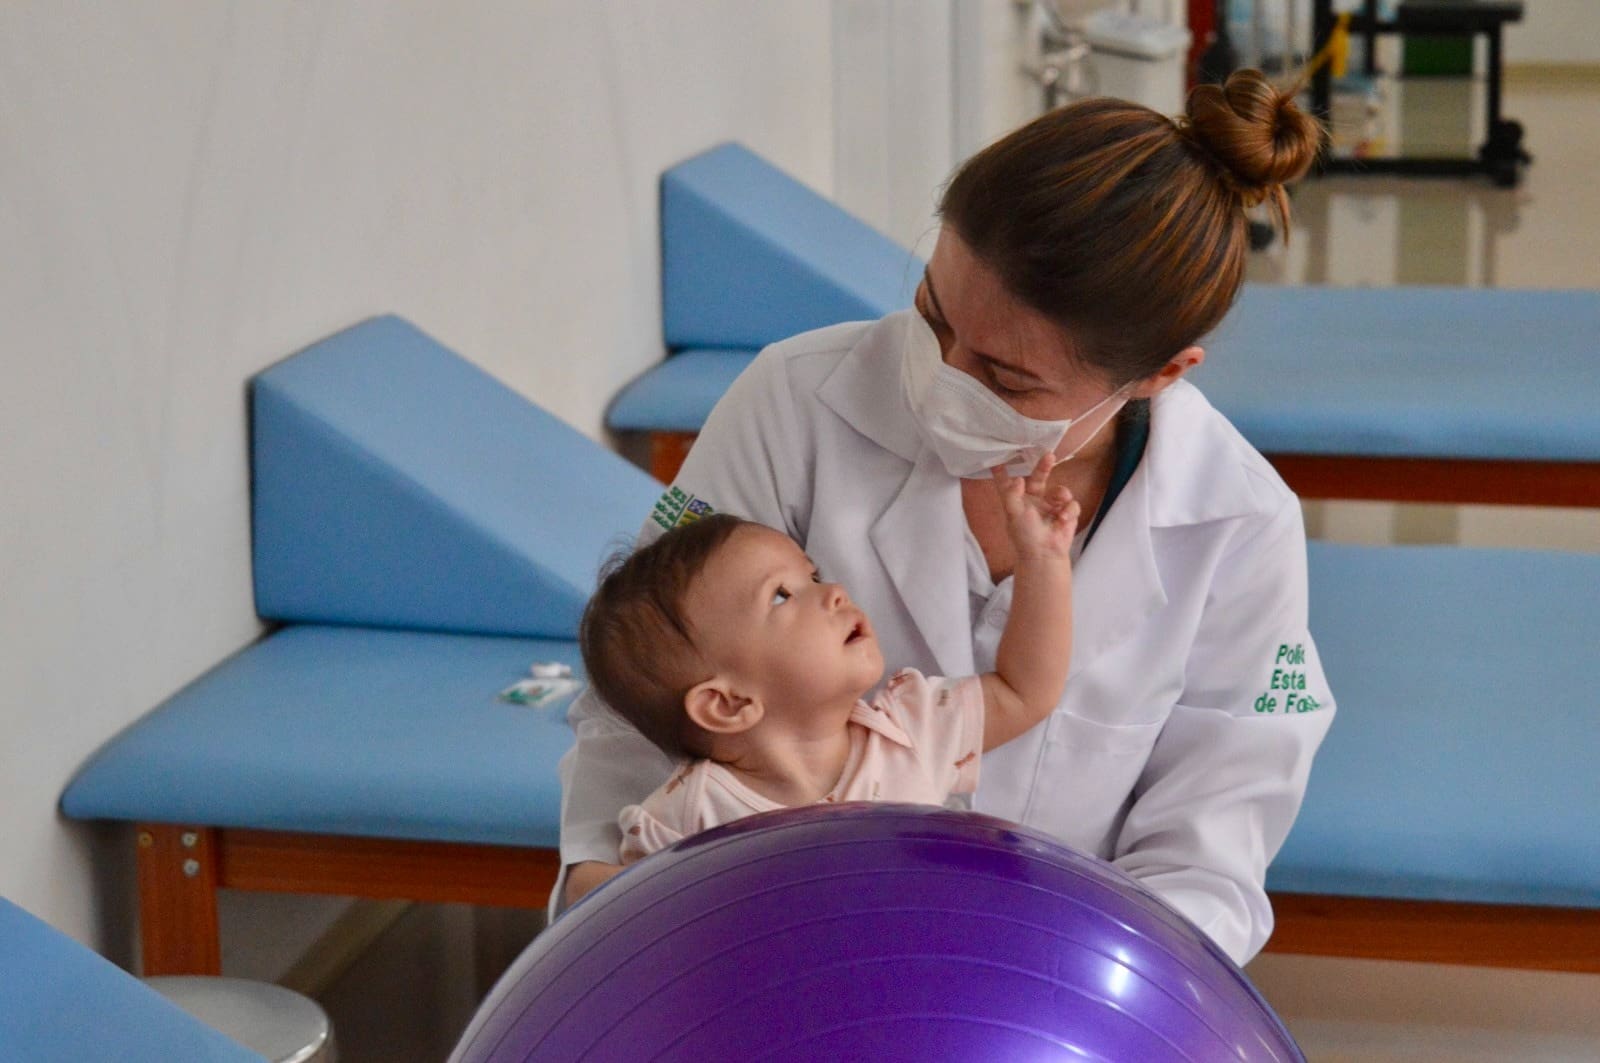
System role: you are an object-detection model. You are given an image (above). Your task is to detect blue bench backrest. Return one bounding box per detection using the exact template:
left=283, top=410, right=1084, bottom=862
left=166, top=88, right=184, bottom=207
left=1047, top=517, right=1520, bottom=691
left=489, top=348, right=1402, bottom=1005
left=662, top=143, right=918, bottom=350
left=252, top=315, right=660, bottom=638
left=0, top=898, right=264, bottom=1062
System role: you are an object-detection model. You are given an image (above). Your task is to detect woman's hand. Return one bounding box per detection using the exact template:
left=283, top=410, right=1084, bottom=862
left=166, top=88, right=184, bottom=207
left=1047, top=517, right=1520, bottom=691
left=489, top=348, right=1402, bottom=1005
left=563, top=860, right=624, bottom=908
left=992, top=454, right=1080, bottom=563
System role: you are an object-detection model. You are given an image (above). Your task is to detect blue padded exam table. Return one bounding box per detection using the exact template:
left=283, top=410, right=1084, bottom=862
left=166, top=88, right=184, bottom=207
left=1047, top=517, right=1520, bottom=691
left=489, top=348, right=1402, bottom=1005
left=1193, top=285, right=1600, bottom=507
left=1265, top=541, right=1600, bottom=971
left=619, top=143, right=1600, bottom=503
left=61, top=316, right=661, bottom=975
left=633, top=285, right=1600, bottom=502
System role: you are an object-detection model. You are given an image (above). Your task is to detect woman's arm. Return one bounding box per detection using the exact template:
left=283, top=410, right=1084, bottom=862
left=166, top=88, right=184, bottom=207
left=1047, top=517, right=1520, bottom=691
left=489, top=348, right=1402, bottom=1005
left=563, top=860, right=624, bottom=908
left=555, top=689, right=674, bottom=890
left=1111, top=499, right=1336, bottom=965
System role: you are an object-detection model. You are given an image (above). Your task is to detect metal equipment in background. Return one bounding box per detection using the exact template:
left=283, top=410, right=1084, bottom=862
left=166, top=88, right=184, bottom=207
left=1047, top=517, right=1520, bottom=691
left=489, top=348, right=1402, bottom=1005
left=1024, top=1, right=1190, bottom=114
left=1309, top=0, right=1530, bottom=187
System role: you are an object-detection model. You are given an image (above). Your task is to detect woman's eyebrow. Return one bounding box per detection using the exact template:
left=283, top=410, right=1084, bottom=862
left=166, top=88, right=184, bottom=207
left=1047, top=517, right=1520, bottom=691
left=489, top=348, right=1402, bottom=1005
left=924, top=270, right=1044, bottom=384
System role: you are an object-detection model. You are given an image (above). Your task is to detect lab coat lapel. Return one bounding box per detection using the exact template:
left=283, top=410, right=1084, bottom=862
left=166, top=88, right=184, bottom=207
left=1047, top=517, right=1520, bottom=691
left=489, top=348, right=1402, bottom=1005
left=1071, top=459, right=1166, bottom=678
left=870, top=447, right=975, bottom=679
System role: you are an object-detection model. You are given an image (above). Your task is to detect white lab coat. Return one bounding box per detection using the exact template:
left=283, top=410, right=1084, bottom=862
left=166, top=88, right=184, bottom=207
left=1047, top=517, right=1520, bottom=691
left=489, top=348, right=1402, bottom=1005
left=558, top=310, right=1335, bottom=965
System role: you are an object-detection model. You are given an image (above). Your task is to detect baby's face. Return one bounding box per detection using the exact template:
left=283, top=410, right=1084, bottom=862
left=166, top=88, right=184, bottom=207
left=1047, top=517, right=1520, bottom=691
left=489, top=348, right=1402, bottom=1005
left=685, top=526, right=884, bottom=723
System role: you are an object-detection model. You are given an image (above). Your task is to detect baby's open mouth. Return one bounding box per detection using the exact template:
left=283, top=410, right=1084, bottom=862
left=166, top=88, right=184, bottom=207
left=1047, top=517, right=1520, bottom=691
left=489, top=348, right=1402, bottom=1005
left=845, top=620, right=868, bottom=644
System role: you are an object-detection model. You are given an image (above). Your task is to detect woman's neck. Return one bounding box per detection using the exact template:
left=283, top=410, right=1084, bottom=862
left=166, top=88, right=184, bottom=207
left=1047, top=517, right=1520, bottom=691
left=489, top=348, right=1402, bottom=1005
left=964, top=442, right=1116, bottom=584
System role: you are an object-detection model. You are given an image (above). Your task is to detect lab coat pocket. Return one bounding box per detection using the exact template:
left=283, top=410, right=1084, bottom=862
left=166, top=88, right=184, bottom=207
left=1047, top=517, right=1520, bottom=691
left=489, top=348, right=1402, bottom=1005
left=1025, top=711, right=1165, bottom=857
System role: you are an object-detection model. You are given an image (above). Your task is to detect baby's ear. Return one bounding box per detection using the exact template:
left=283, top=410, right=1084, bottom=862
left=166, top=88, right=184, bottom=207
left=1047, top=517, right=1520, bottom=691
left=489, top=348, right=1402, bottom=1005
left=684, top=679, right=763, bottom=735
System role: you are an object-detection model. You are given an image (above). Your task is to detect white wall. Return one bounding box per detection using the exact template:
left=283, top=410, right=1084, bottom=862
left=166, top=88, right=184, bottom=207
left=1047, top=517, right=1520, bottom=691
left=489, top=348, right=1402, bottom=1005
left=0, top=0, right=834, bottom=955
left=830, top=0, right=1041, bottom=254
left=1505, top=0, right=1600, bottom=65
left=831, top=0, right=955, bottom=253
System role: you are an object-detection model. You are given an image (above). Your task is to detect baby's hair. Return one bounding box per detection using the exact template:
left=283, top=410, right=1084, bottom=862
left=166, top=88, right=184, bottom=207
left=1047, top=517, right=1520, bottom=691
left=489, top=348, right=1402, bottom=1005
left=579, top=512, right=751, bottom=761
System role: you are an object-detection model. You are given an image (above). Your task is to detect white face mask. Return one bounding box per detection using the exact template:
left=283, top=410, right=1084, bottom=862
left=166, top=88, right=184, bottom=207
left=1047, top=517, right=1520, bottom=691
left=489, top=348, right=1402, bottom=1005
left=899, top=310, right=1131, bottom=480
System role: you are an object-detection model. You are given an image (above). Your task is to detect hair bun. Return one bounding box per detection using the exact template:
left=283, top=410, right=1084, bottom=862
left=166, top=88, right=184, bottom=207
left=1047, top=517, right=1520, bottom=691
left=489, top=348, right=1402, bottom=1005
left=1181, top=69, right=1323, bottom=204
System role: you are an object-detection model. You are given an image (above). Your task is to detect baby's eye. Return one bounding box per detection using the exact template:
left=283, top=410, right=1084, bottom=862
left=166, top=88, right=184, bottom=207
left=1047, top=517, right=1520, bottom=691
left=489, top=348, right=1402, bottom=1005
left=771, top=586, right=792, bottom=606
left=810, top=570, right=822, bottom=583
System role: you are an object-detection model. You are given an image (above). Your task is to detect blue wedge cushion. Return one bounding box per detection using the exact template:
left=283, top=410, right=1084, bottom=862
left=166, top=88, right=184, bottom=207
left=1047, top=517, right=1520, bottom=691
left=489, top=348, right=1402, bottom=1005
left=1270, top=542, right=1600, bottom=907
left=0, top=899, right=264, bottom=1063
left=252, top=315, right=660, bottom=638
left=662, top=143, right=917, bottom=349
left=606, top=349, right=757, bottom=433
left=1195, top=286, right=1600, bottom=460
left=61, top=626, right=587, bottom=847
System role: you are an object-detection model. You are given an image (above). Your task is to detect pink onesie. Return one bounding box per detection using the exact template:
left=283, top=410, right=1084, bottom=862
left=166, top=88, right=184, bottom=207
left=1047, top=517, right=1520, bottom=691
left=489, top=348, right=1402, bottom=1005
left=619, top=668, right=985, bottom=863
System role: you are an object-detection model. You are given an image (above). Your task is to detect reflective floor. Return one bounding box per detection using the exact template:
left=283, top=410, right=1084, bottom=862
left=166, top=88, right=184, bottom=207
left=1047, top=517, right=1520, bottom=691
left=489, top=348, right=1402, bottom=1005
left=1242, top=72, right=1600, bottom=1063
left=1249, top=74, right=1600, bottom=555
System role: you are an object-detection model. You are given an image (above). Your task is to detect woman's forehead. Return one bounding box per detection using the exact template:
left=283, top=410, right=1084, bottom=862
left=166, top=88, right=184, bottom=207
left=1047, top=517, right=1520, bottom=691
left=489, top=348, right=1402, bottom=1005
left=927, top=230, right=1074, bottom=373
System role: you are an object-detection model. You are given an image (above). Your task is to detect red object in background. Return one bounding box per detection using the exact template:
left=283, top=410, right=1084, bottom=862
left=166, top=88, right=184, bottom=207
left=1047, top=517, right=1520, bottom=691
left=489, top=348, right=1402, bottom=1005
left=1187, top=0, right=1216, bottom=90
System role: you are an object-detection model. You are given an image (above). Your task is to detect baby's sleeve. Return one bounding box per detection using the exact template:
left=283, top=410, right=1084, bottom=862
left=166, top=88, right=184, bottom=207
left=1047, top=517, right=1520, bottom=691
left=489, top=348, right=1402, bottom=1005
left=618, top=803, right=685, bottom=864
left=884, top=669, right=986, bottom=797
left=617, top=765, right=697, bottom=863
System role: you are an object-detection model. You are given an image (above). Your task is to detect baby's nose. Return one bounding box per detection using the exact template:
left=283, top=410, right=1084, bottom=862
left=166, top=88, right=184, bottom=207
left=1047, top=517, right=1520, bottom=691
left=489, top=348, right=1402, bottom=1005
left=823, top=583, right=848, bottom=609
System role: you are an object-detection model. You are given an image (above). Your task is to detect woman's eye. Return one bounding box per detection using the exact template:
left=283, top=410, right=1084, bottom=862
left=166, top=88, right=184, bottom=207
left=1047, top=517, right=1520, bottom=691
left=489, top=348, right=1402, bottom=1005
left=916, top=297, right=949, bottom=336
left=771, top=586, right=792, bottom=606
left=987, top=367, right=1034, bottom=398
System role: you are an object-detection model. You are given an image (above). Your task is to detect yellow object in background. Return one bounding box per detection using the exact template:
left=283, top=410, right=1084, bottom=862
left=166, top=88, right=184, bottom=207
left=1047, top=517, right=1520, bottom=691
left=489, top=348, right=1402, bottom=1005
left=1306, top=12, right=1353, bottom=79
left=1329, top=13, right=1351, bottom=78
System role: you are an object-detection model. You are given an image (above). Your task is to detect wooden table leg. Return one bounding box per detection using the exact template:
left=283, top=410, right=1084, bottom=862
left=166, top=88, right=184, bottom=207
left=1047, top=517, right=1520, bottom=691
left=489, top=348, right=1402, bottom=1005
left=649, top=432, right=697, bottom=484
left=136, top=823, right=221, bottom=976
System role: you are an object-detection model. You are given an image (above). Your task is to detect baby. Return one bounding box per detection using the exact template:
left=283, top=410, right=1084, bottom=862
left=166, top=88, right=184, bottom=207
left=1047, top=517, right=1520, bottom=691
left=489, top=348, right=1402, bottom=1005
left=578, top=458, right=1079, bottom=863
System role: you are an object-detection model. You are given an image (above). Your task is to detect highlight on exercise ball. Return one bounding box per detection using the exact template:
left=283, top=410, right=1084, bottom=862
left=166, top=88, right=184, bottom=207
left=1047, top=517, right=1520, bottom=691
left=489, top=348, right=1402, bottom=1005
left=451, top=804, right=1304, bottom=1062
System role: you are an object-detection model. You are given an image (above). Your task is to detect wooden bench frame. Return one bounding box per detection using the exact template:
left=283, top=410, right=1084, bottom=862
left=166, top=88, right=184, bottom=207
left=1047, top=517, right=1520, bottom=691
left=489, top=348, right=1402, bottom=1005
left=135, top=823, right=557, bottom=976
left=135, top=821, right=1600, bottom=976
left=650, top=430, right=1600, bottom=508
left=1266, top=893, right=1600, bottom=973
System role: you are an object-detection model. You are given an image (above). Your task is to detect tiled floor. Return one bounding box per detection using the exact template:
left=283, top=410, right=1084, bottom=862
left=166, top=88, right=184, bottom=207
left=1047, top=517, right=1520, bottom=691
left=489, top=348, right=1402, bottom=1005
left=309, top=73, right=1600, bottom=1063
left=314, top=904, right=543, bottom=1063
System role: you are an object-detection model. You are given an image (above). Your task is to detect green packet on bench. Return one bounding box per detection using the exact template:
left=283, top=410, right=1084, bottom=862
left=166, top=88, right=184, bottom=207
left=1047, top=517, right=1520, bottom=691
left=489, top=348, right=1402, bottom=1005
left=500, top=661, right=584, bottom=707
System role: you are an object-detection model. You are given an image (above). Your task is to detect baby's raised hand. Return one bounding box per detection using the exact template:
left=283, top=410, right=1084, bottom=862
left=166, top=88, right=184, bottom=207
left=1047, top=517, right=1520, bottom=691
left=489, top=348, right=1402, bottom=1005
left=992, top=454, right=1081, bottom=563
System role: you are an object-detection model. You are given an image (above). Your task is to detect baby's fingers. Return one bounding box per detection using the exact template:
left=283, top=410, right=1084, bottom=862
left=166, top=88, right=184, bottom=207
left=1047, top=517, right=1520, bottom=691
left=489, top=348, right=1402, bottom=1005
left=1025, top=453, right=1056, bottom=496
left=990, top=464, right=1027, bottom=513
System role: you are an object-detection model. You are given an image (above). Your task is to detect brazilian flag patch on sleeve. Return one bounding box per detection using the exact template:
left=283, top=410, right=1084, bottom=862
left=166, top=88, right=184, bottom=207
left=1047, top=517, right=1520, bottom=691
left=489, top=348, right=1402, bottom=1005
left=651, top=486, right=716, bottom=531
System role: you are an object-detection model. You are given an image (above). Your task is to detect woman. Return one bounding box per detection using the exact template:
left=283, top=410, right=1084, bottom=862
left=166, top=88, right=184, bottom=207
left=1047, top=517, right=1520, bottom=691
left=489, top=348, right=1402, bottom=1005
left=558, top=70, right=1333, bottom=966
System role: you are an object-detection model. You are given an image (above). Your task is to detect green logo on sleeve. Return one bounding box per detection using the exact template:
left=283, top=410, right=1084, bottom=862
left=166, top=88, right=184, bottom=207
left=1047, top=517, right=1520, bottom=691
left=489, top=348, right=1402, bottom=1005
left=651, top=487, right=715, bottom=531
left=1251, top=642, right=1324, bottom=715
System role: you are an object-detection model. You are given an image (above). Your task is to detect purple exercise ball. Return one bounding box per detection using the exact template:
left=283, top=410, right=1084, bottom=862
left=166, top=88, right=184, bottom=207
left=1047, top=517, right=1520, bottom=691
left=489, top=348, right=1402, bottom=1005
left=452, top=804, right=1303, bottom=1062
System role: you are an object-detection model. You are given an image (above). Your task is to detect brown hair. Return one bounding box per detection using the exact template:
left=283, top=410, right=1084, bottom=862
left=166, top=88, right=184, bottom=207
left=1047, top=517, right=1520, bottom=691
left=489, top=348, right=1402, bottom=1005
left=578, top=513, right=749, bottom=761
left=938, top=69, right=1323, bottom=386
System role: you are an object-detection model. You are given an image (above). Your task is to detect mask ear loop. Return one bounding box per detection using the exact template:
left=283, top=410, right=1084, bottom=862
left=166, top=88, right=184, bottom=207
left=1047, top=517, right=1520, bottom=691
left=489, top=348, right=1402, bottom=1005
left=1054, top=383, right=1137, bottom=462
